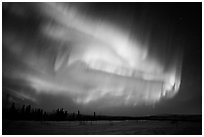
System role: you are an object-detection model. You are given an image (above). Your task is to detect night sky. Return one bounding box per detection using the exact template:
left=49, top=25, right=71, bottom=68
left=2, top=2, right=201, bottom=116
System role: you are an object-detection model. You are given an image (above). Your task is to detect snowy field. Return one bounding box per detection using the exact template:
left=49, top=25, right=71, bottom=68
left=3, top=120, right=201, bottom=135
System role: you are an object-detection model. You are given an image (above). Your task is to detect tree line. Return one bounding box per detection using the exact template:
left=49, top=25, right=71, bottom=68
left=3, top=103, right=97, bottom=121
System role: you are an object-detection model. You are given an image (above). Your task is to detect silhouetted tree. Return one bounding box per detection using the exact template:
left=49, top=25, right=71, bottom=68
left=25, top=105, right=31, bottom=113
left=43, top=112, right=47, bottom=121
left=10, top=103, right=16, bottom=112
left=20, top=105, right=25, bottom=120
left=72, top=112, right=76, bottom=121
left=3, top=102, right=102, bottom=121
left=25, top=105, right=31, bottom=120
left=94, top=112, right=96, bottom=121
left=21, top=105, right=25, bottom=113
left=64, top=110, right=68, bottom=120
left=77, top=110, right=81, bottom=120
left=9, top=103, right=17, bottom=120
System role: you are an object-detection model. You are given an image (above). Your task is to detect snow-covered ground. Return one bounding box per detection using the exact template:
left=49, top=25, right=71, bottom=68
left=3, top=120, right=201, bottom=135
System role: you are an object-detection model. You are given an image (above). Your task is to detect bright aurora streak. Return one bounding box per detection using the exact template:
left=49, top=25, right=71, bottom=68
left=3, top=3, right=182, bottom=108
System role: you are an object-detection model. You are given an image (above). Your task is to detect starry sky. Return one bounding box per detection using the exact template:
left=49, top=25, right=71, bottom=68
left=2, top=2, right=201, bottom=116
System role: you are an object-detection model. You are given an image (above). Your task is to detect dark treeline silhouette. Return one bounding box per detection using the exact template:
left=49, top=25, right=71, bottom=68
left=3, top=103, right=202, bottom=122
left=3, top=103, right=98, bottom=121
